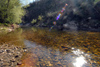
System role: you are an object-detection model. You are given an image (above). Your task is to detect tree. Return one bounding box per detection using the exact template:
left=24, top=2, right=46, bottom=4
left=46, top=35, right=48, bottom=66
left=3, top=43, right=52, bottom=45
left=0, top=0, right=25, bottom=24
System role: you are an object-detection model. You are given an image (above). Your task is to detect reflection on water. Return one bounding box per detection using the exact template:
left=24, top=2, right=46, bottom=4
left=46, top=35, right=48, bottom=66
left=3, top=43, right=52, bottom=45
left=72, top=49, right=87, bottom=67
left=73, top=56, right=87, bottom=67
left=72, top=49, right=84, bottom=56
left=0, top=28, right=25, bottom=47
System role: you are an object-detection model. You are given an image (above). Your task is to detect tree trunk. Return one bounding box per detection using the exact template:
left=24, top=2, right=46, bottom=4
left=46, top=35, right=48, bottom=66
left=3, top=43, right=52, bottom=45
left=5, top=0, right=10, bottom=23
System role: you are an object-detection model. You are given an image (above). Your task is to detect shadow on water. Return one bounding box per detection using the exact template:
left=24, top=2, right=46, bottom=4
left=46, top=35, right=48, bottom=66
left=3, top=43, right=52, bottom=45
left=20, top=27, right=100, bottom=67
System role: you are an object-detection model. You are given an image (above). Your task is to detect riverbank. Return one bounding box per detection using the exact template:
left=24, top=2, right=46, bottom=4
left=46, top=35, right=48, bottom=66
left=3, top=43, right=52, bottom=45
left=0, top=44, right=29, bottom=67
left=0, top=24, right=20, bottom=33
left=0, top=27, right=29, bottom=67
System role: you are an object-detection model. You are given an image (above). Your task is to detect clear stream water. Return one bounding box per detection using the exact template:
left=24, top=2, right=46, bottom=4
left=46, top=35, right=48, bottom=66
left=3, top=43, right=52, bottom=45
left=0, top=27, right=100, bottom=67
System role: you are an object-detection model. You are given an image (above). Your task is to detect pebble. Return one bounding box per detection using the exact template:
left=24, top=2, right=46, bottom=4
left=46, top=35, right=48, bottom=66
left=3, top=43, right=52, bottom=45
left=0, top=44, right=28, bottom=67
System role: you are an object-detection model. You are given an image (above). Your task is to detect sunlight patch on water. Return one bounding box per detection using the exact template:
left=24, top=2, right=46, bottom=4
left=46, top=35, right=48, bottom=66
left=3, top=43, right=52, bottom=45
left=72, top=49, right=84, bottom=56
left=72, top=48, right=91, bottom=67
left=73, top=56, right=87, bottom=67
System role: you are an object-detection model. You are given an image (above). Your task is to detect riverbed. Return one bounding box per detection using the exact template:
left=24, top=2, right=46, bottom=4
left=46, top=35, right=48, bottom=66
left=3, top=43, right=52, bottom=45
left=0, top=27, right=100, bottom=67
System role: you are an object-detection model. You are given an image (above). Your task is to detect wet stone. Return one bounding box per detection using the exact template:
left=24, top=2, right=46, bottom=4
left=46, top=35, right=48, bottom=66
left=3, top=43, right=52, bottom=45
left=6, top=49, right=10, bottom=53
left=64, top=48, right=70, bottom=51
left=15, top=55, right=19, bottom=58
left=0, top=44, right=28, bottom=67
left=61, top=46, right=66, bottom=48
left=17, top=62, right=22, bottom=65
left=0, top=50, right=4, bottom=53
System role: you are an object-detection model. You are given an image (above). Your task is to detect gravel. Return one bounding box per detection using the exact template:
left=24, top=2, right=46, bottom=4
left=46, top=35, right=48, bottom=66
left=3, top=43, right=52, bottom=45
left=0, top=44, right=28, bottom=67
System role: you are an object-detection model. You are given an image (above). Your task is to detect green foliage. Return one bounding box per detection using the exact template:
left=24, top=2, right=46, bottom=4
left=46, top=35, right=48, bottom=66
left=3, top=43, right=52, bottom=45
left=31, top=19, right=37, bottom=24
left=38, top=15, right=43, bottom=21
left=47, top=11, right=58, bottom=16
left=24, top=0, right=66, bottom=23
left=4, top=23, right=8, bottom=26
left=0, top=0, right=25, bottom=24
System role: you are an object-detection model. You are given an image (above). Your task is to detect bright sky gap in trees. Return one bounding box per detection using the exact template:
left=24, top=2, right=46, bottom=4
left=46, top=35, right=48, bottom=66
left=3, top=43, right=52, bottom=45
left=20, top=0, right=36, bottom=5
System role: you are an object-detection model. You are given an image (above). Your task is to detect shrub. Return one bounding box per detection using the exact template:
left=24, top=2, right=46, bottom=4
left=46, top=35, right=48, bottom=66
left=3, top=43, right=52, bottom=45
left=38, top=15, right=43, bottom=21
left=31, top=19, right=37, bottom=24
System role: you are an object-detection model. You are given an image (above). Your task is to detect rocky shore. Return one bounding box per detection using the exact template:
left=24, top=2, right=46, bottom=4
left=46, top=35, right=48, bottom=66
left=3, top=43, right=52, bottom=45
left=0, top=44, right=28, bottom=67
left=0, top=24, right=20, bottom=33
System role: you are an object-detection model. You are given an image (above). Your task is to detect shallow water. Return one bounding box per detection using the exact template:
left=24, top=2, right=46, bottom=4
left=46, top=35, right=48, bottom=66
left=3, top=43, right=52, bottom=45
left=0, top=27, right=100, bottom=67
left=23, top=40, right=91, bottom=67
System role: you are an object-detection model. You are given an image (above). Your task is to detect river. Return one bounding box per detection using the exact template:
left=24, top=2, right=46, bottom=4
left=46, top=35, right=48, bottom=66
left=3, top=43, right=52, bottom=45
left=0, top=27, right=100, bottom=67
